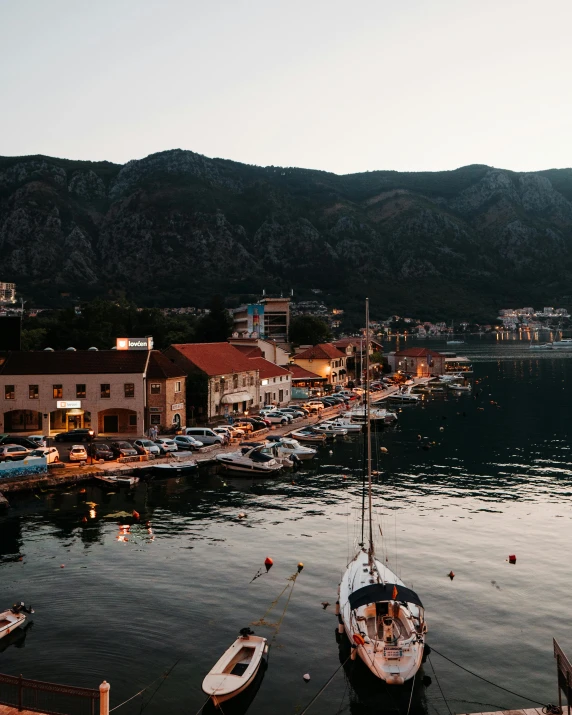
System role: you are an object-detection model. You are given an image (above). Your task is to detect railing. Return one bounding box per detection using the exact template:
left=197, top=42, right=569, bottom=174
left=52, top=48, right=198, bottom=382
left=554, top=638, right=572, bottom=713
left=0, top=673, right=101, bottom=715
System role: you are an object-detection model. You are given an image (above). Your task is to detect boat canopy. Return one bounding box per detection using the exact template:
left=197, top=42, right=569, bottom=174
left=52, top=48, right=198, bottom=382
left=348, top=583, right=424, bottom=610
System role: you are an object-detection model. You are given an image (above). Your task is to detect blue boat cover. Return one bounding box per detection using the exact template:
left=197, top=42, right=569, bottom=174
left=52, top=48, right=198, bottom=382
left=348, top=583, right=424, bottom=610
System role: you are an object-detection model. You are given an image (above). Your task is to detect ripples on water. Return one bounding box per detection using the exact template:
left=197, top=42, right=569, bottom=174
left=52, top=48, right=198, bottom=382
left=1, top=344, right=572, bottom=714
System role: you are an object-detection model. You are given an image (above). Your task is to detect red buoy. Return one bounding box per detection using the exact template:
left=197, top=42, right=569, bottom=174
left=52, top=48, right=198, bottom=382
left=264, top=556, right=273, bottom=567
left=448, top=570, right=455, bottom=580
left=508, top=554, right=517, bottom=564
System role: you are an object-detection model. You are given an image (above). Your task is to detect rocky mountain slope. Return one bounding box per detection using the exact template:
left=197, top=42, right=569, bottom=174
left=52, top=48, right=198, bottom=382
left=1, top=150, right=572, bottom=319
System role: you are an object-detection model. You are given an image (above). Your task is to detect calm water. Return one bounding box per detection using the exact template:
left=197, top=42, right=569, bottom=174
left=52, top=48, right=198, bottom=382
left=1, top=338, right=572, bottom=715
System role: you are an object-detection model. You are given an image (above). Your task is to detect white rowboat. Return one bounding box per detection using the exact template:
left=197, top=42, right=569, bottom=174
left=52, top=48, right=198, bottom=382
left=0, top=603, right=33, bottom=640
left=202, top=632, right=268, bottom=707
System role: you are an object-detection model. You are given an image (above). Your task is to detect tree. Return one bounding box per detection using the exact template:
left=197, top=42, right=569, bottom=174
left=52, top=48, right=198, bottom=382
left=193, top=295, right=232, bottom=343
left=289, top=315, right=332, bottom=345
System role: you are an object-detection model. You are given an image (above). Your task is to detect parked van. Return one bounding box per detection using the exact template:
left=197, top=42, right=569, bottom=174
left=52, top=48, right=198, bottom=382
left=182, top=427, right=224, bottom=445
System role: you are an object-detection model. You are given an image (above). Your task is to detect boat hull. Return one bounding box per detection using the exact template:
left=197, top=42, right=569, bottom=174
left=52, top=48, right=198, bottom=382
left=203, top=635, right=267, bottom=706
left=0, top=611, right=26, bottom=640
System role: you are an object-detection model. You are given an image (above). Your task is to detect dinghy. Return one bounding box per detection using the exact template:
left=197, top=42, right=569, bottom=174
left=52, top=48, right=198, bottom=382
left=0, top=603, right=33, bottom=640
left=202, top=629, right=268, bottom=708
left=94, top=475, right=140, bottom=487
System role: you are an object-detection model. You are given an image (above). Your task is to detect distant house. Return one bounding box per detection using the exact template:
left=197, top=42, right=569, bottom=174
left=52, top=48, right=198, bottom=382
left=248, top=357, right=292, bottom=407
left=387, top=347, right=445, bottom=377
left=291, top=343, right=347, bottom=386
left=164, top=343, right=259, bottom=421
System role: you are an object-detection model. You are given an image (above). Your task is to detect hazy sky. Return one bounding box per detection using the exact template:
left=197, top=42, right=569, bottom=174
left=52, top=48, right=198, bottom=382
left=1, top=0, right=570, bottom=174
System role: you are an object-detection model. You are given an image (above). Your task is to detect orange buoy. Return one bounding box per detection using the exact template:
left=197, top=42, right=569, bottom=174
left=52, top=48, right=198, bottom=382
left=132, top=510, right=140, bottom=519
left=264, top=557, right=274, bottom=572
left=448, top=570, right=455, bottom=580
left=353, top=634, right=366, bottom=646
left=508, top=554, right=517, bottom=564
left=297, top=562, right=304, bottom=573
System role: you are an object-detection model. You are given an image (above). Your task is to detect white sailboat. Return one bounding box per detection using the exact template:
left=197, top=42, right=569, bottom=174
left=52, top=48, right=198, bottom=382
left=338, top=299, right=427, bottom=685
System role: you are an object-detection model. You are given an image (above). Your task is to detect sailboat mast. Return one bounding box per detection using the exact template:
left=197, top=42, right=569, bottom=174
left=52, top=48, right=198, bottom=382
left=365, top=298, right=374, bottom=554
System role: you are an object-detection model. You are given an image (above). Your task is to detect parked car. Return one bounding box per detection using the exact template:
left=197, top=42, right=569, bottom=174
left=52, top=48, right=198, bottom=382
left=234, top=421, right=254, bottom=433
left=68, top=444, right=88, bottom=462
left=280, top=408, right=305, bottom=418
left=263, top=412, right=290, bottom=425
left=153, top=438, right=179, bottom=455
left=182, top=428, right=224, bottom=446
left=0, top=444, right=30, bottom=462
left=29, top=447, right=60, bottom=463
left=301, top=402, right=323, bottom=413
left=0, top=435, right=40, bottom=449
left=218, top=424, right=246, bottom=438
left=110, top=441, right=138, bottom=458
left=212, top=427, right=232, bottom=444
left=173, top=435, right=203, bottom=451
left=132, top=439, right=161, bottom=456
left=54, top=429, right=93, bottom=443
left=28, top=435, right=48, bottom=447
left=240, top=417, right=268, bottom=430
left=289, top=406, right=309, bottom=416
left=88, top=443, right=114, bottom=461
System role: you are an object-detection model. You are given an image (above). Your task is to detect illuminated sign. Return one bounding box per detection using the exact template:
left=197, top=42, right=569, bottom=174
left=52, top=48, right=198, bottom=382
left=171, top=403, right=184, bottom=411
left=56, top=400, right=82, bottom=409
left=116, top=337, right=154, bottom=351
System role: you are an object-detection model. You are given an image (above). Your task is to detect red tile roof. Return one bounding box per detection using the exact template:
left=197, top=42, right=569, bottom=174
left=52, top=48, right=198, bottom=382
left=147, top=351, right=186, bottom=379
left=394, top=347, right=443, bottom=358
left=248, top=357, right=292, bottom=379
left=333, top=338, right=357, bottom=348
left=289, top=364, right=326, bottom=381
left=0, top=350, right=149, bottom=375
left=167, top=343, right=257, bottom=377
left=232, top=345, right=264, bottom=358
left=294, top=343, right=346, bottom=360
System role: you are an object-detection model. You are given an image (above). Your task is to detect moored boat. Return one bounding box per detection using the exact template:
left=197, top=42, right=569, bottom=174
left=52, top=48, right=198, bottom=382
left=267, top=436, right=317, bottom=460
left=94, top=474, right=140, bottom=487
left=153, top=460, right=198, bottom=475
left=312, top=423, right=349, bottom=437
left=0, top=603, right=34, bottom=640
left=321, top=417, right=362, bottom=432
left=290, top=429, right=328, bottom=444
left=202, top=629, right=268, bottom=707
left=216, top=445, right=283, bottom=475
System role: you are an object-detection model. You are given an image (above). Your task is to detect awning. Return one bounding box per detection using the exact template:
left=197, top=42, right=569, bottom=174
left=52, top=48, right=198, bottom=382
left=221, top=391, right=252, bottom=404
left=348, top=583, right=424, bottom=610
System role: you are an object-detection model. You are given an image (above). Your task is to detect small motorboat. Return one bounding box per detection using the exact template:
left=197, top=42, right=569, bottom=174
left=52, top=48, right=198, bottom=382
left=290, top=429, right=327, bottom=444
left=446, top=340, right=465, bottom=345
left=0, top=603, right=33, bottom=640
left=312, top=424, right=348, bottom=437
left=94, top=475, right=140, bottom=487
left=388, top=389, right=420, bottom=403
left=202, top=629, right=268, bottom=708
left=448, top=383, right=471, bottom=392
left=349, top=407, right=398, bottom=424
left=153, top=460, right=198, bottom=476
left=266, top=437, right=317, bottom=461
left=216, top=445, right=283, bottom=475
left=321, top=417, right=362, bottom=433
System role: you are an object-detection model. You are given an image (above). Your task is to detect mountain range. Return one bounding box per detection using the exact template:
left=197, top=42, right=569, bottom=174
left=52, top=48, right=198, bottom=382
left=1, top=149, right=572, bottom=321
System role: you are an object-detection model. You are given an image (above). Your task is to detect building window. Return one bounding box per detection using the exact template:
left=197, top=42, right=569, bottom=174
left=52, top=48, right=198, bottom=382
left=249, top=376, right=254, bottom=386
left=76, top=384, right=86, bottom=399
left=279, top=389, right=284, bottom=402
left=286, top=389, right=289, bottom=396
left=175, top=381, right=182, bottom=393
left=101, top=384, right=111, bottom=399
left=242, top=377, right=246, bottom=387
left=215, top=381, right=220, bottom=393
left=29, top=385, right=39, bottom=399
left=233, top=374, right=238, bottom=389
left=150, top=384, right=161, bottom=395
left=150, top=414, right=161, bottom=425
left=128, top=414, right=137, bottom=426
left=124, top=383, right=135, bottom=398
left=4, top=385, right=14, bottom=400
left=280, top=376, right=283, bottom=381
left=53, top=384, right=63, bottom=399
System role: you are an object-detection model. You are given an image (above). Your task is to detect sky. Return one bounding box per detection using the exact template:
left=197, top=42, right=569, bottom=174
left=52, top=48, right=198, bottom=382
left=0, top=0, right=571, bottom=174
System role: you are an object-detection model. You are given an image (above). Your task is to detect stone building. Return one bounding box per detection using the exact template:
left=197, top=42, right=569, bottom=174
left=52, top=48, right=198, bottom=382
left=291, top=343, right=347, bottom=387
left=387, top=347, right=445, bottom=377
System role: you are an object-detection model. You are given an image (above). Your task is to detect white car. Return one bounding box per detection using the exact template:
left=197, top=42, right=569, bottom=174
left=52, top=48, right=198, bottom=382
left=173, top=435, right=203, bottom=450
left=132, top=439, right=161, bottom=456
left=69, top=445, right=88, bottom=462
left=263, top=412, right=291, bottom=425
left=218, top=424, right=246, bottom=437
left=212, top=427, right=232, bottom=443
left=29, top=447, right=60, bottom=464
left=154, top=438, right=178, bottom=454
left=301, top=402, right=323, bottom=413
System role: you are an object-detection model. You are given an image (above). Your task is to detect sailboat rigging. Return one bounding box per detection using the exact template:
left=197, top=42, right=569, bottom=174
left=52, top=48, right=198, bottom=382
left=337, top=298, right=427, bottom=685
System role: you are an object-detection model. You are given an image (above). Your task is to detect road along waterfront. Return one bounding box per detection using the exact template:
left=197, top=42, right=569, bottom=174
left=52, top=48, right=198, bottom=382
left=1, top=347, right=571, bottom=714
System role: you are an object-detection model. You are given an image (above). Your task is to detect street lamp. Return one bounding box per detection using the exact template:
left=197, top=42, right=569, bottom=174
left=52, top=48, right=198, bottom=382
left=88, top=429, right=95, bottom=465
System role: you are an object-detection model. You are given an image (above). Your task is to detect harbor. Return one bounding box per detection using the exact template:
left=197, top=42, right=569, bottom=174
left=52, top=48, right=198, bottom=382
left=1, top=344, right=571, bottom=713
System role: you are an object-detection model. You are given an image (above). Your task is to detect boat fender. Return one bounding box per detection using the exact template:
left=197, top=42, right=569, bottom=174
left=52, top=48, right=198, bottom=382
left=353, top=634, right=365, bottom=646
left=380, top=447, right=388, bottom=453
left=335, top=601, right=340, bottom=616
left=351, top=648, right=358, bottom=660
left=338, top=623, right=344, bottom=634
